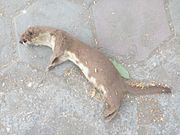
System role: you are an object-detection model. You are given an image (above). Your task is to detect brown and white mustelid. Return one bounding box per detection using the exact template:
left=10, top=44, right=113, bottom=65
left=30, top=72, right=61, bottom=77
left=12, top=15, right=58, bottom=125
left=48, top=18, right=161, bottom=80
left=20, top=26, right=172, bottom=121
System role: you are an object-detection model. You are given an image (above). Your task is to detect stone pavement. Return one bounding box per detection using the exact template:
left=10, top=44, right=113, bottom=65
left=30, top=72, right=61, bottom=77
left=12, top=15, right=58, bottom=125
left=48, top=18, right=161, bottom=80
left=0, top=0, right=180, bottom=134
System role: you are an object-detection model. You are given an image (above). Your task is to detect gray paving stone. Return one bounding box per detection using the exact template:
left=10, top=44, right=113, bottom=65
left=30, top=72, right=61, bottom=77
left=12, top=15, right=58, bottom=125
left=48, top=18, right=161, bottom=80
left=137, top=126, right=161, bottom=135
left=0, top=17, right=11, bottom=45
left=0, top=17, right=15, bottom=68
left=129, top=37, right=180, bottom=84
left=136, top=94, right=180, bottom=135
left=67, top=0, right=95, bottom=8
left=93, top=0, right=171, bottom=61
left=169, top=0, right=180, bottom=35
left=0, top=0, right=35, bottom=17
left=137, top=97, right=164, bottom=125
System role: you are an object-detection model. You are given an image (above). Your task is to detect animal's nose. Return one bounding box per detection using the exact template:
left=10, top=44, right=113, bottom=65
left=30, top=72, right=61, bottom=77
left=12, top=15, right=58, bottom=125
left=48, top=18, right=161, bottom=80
left=19, top=39, right=27, bottom=44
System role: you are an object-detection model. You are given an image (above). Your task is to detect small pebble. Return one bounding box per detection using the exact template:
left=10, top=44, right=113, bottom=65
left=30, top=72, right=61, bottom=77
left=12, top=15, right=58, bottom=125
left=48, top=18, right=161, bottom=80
left=27, top=82, right=33, bottom=87
left=21, top=9, right=27, bottom=14
left=6, top=127, right=10, bottom=132
left=2, top=82, right=5, bottom=87
left=39, top=83, right=44, bottom=87
left=94, top=68, right=97, bottom=73
left=153, top=62, right=157, bottom=67
left=95, top=39, right=98, bottom=45
left=111, top=12, right=115, bottom=15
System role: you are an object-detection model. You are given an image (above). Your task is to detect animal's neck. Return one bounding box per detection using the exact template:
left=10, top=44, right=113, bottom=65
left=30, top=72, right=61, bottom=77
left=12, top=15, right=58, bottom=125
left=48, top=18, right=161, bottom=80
left=33, top=33, right=56, bottom=50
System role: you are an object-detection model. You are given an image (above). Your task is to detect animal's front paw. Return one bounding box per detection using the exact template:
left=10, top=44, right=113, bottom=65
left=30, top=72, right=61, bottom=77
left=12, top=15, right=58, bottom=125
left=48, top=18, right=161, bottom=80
left=46, top=65, right=54, bottom=72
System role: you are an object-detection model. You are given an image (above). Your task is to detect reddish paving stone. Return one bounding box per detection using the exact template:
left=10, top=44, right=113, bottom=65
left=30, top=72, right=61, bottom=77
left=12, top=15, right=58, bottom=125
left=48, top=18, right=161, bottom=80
left=93, top=0, right=171, bottom=61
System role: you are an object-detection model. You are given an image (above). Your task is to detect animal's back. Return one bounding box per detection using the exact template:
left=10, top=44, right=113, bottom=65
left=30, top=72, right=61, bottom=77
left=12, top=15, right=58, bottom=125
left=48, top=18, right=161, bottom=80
left=68, top=38, right=125, bottom=91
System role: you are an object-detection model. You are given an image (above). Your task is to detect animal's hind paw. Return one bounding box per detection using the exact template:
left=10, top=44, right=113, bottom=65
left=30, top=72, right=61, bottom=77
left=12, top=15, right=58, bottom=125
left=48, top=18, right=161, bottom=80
left=103, top=106, right=118, bottom=122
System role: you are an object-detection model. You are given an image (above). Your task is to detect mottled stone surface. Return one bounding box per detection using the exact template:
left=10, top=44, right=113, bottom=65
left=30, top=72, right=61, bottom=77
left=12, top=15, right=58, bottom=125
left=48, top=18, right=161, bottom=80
left=93, top=0, right=171, bottom=61
left=0, top=0, right=35, bottom=17
left=0, top=0, right=180, bottom=134
left=0, top=17, right=15, bottom=68
left=169, top=0, right=180, bottom=35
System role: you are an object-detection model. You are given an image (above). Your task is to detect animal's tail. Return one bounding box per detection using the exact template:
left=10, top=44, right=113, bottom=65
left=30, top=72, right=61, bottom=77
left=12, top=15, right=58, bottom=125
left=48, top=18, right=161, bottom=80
left=125, top=80, right=171, bottom=95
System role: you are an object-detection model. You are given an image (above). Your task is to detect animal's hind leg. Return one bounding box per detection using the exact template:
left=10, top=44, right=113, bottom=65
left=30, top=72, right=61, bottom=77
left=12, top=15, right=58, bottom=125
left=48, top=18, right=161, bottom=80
left=89, top=87, right=104, bottom=101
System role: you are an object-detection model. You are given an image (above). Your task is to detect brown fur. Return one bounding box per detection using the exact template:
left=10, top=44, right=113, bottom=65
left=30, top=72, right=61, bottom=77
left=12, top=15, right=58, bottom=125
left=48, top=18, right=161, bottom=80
left=20, top=26, right=171, bottom=121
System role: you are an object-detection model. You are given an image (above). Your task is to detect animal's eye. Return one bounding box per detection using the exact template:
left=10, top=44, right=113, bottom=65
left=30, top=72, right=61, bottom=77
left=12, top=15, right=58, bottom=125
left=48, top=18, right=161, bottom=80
left=28, top=31, right=33, bottom=35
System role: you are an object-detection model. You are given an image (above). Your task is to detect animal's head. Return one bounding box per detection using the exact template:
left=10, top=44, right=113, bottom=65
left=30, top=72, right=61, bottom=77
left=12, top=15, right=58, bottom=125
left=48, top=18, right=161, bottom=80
left=19, top=26, right=54, bottom=47
left=19, top=26, right=41, bottom=45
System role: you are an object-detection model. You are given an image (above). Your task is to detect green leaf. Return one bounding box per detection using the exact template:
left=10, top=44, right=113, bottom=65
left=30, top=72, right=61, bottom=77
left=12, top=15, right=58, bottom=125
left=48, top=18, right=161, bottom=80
left=111, top=59, right=130, bottom=80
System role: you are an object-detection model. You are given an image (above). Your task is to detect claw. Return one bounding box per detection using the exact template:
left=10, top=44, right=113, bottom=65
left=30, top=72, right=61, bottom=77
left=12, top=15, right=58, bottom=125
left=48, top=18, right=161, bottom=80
left=46, top=65, right=54, bottom=72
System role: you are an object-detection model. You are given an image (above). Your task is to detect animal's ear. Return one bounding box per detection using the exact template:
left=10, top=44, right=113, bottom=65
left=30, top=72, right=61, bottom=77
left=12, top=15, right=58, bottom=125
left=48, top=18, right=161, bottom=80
left=27, top=27, right=34, bottom=34
left=28, top=31, right=33, bottom=35
left=50, top=32, right=54, bottom=36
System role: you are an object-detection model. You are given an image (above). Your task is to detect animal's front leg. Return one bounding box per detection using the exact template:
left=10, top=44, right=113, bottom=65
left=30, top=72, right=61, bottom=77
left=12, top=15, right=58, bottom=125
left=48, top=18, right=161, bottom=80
left=46, top=32, right=67, bottom=71
left=46, top=55, right=67, bottom=71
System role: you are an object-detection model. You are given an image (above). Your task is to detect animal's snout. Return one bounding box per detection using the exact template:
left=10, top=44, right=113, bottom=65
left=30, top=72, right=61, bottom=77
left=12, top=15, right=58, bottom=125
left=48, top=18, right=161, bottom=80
left=19, top=39, right=27, bottom=44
